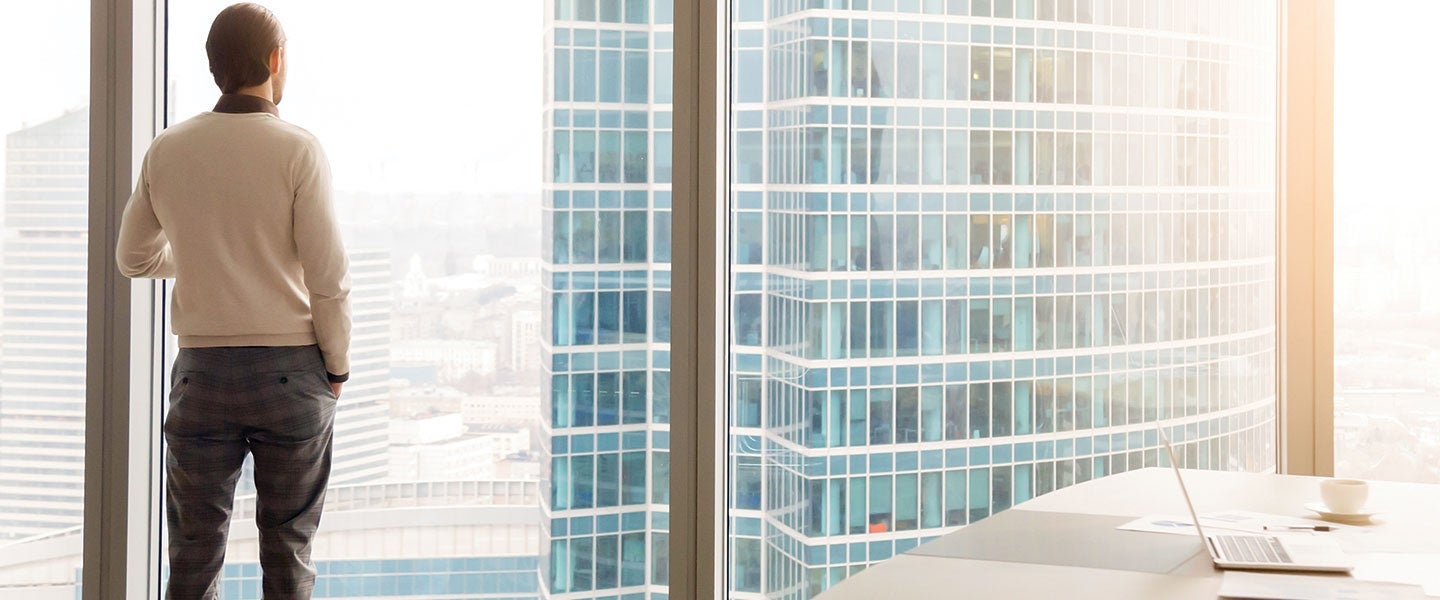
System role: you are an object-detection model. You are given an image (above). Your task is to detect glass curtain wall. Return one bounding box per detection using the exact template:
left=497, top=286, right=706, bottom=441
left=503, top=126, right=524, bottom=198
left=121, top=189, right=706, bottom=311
left=0, top=1, right=91, bottom=593
left=725, top=0, right=1278, bottom=597
left=546, top=0, right=677, bottom=598
left=1333, top=1, right=1440, bottom=484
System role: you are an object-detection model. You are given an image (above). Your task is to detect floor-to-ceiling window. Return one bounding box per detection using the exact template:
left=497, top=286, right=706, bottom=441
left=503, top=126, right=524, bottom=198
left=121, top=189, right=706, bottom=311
left=0, top=1, right=1367, bottom=597
left=1333, top=0, right=1440, bottom=485
left=164, top=2, right=547, bottom=596
left=161, top=1, right=672, bottom=597
left=724, top=0, right=1278, bottom=596
left=0, top=0, right=92, bottom=593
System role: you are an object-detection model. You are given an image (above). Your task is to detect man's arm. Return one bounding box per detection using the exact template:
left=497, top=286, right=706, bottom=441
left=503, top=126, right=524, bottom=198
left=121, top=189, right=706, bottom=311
left=293, top=139, right=352, bottom=382
left=115, top=154, right=176, bottom=279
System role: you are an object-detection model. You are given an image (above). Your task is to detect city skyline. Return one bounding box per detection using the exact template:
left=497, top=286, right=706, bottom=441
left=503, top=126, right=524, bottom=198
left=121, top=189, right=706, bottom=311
left=1, top=1, right=1439, bottom=599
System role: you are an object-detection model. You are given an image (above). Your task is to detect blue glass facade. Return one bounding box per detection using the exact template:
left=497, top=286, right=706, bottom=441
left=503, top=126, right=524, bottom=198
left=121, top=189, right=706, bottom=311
left=541, top=0, right=1279, bottom=598
left=728, top=0, right=1278, bottom=597
left=544, top=0, right=675, bottom=597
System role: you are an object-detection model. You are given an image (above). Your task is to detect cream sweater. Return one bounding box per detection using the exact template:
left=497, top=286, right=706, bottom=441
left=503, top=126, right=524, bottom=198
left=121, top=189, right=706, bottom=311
left=116, top=111, right=351, bottom=377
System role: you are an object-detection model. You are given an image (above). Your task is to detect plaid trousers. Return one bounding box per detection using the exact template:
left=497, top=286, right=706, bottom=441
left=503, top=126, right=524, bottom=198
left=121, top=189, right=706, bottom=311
left=164, top=345, right=335, bottom=600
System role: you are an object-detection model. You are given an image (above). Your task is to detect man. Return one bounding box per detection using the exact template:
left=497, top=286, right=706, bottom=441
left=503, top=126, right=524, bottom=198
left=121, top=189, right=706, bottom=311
left=115, top=4, right=350, bottom=598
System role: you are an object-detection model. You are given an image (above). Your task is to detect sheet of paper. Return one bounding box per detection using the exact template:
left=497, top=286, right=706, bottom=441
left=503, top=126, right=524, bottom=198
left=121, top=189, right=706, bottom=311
left=1351, top=553, right=1440, bottom=597
left=1335, top=527, right=1440, bottom=555
left=1218, top=571, right=1426, bottom=600
left=1119, top=511, right=1352, bottom=537
left=1117, top=514, right=1211, bottom=536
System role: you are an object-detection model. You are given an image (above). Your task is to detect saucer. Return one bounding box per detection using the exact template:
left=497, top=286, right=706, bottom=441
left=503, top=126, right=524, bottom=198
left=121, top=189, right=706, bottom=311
left=1304, top=502, right=1378, bottom=524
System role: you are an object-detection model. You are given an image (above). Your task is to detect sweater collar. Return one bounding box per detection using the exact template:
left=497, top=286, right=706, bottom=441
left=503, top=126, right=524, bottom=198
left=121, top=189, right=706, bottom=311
left=213, top=93, right=279, bottom=116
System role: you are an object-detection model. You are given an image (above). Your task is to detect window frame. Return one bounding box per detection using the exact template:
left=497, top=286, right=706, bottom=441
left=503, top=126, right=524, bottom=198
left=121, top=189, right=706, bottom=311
left=83, top=0, right=167, bottom=598
left=670, top=0, right=725, bottom=597
left=85, top=0, right=729, bottom=597
left=1276, top=0, right=1335, bottom=477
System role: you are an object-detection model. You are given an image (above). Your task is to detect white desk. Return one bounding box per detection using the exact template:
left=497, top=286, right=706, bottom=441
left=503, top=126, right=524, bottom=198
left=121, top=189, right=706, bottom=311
left=817, top=468, right=1440, bottom=599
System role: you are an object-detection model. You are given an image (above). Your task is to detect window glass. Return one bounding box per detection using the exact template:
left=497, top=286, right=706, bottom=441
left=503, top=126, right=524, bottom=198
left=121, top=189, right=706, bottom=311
left=0, top=2, right=90, bottom=590
left=994, top=48, right=1014, bottom=102
left=970, top=47, right=992, bottom=101
left=1334, top=2, right=1440, bottom=483
left=921, top=44, right=943, bottom=100
left=868, top=474, right=893, bottom=532
left=163, top=0, right=673, bottom=595
left=1037, top=49, right=1055, bottom=102
left=921, top=214, right=943, bottom=270
left=993, top=131, right=1013, bottom=186
left=945, top=129, right=968, bottom=185
left=897, top=43, right=921, bottom=99
left=1015, top=48, right=1034, bottom=102
left=946, top=45, right=968, bottom=100
left=969, top=130, right=990, bottom=185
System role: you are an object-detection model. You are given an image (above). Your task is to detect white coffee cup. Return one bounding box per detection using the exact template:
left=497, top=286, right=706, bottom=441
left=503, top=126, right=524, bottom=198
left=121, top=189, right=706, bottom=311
left=1320, top=478, right=1369, bottom=514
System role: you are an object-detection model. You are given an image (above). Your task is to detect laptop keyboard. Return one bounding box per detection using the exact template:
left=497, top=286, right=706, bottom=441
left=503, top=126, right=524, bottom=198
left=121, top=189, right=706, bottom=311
left=1215, top=535, right=1293, bottom=564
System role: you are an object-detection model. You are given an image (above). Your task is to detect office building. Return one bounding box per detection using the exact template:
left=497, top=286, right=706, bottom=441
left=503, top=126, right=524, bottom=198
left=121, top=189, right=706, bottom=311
left=510, top=310, right=544, bottom=373
left=0, top=109, right=90, bottom=541
left=332, top=248, right=395, bottom=484
left=544, top=0, right=676, bottom=597
left=387, top=413, right=529, bottom=482
left=725, top=2, right=1278, bottom=596
left=544, top=1, right=1278, bottom=596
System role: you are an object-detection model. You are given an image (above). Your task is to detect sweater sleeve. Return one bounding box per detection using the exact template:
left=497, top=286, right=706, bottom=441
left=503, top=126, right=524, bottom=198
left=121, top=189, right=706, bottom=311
left=293, top=139, right=352, bottom=379
left=115, top=153, right=176, bottom=279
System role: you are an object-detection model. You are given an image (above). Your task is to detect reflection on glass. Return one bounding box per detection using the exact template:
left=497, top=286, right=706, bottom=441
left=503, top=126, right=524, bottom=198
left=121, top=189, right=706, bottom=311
left=725, top=1, right=1278, bottom=597
left=971, top=47, right=991, bottom=102
left=994, top=48, right=1014, bottom=102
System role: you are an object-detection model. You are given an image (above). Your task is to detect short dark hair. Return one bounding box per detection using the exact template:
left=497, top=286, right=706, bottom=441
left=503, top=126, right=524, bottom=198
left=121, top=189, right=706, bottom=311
left=206, top=3, right=285, bottom=94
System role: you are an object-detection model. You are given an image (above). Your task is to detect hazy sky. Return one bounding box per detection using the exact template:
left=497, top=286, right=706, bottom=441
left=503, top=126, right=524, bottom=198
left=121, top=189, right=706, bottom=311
left=0, top=1, right=89, bottom=136
left=5, top=1, right=1428, bottom=203
left=1334, top=0, right=1440, bottom=240
left=3, top=1, right=545, bottom=195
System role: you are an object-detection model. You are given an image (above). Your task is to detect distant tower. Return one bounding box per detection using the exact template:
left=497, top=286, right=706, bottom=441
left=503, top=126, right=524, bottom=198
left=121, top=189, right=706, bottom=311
left=509, top=311, right=542, bottom=373
left=0, top=109, right=89, bottom=541
left=331, top=248, right=394, bottom=484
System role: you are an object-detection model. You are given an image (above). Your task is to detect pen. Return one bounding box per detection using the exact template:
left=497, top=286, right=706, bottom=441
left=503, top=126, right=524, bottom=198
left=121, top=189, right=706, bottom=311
left=1263, top=525, right=1335, bottom=532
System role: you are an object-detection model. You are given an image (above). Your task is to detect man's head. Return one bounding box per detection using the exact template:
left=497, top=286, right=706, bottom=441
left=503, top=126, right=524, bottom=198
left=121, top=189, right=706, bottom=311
left=206, top=3, right=287, bottom=103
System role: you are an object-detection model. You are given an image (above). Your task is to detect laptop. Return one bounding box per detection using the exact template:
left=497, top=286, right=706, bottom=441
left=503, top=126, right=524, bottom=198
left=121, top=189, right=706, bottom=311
left=1161, top=434, right=1354, bottom=573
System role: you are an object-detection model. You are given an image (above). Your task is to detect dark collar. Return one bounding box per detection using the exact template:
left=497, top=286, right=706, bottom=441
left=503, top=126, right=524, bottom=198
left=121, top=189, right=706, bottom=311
left=213, top=93, right=279, bottom=116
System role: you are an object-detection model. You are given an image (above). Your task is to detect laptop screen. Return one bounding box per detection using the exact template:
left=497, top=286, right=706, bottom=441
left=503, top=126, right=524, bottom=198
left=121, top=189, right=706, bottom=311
left=1161, top=432, right=1212, bottom=545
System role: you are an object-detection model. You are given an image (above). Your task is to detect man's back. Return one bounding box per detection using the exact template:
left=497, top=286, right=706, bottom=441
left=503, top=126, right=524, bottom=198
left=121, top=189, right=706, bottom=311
left=119, top=108, right=351, bottom=375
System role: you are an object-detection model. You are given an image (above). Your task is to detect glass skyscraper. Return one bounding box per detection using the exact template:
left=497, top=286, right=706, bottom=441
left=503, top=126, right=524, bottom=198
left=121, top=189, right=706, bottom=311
left=331, top=248, right=396, bottom=485
left=543, top=1, right=676, bottom=597
left=726, top=0, right=1277, bottom=597
left=554, top=0, right=1282, bottom=598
